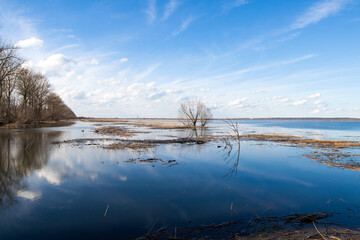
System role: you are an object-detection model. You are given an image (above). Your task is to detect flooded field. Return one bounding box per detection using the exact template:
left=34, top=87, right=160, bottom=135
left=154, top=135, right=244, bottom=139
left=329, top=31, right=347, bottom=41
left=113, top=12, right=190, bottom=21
left=1, top=120, right=360, bottom=239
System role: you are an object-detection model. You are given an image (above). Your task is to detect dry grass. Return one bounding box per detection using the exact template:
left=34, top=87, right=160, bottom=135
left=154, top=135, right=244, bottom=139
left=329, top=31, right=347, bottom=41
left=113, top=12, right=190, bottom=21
left=138, top=212, right=360, bottom=240
left=81, top=118, right=207, bottom=129
left=81, top=118, right=181, bottom=123
left=94, top=126, right=135, bottom=137
left=132, top=122, right=196, bottom=129
left=304, top=151, right=360, bottom=171
left=104, top=142, right=155, bottom=150
left=237, top=134, right=360, bottom=149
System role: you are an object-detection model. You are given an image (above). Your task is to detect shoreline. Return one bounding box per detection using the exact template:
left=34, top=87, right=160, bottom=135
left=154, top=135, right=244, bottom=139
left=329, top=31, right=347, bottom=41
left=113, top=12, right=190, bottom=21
left=0, top=120, right=76, bottom=129
left=80, top=117, right=360, bottom=122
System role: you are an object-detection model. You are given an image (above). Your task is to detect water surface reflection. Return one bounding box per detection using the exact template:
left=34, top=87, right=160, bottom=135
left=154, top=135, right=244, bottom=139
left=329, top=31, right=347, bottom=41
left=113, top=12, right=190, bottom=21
left=0, top=130, right=62, bottom=207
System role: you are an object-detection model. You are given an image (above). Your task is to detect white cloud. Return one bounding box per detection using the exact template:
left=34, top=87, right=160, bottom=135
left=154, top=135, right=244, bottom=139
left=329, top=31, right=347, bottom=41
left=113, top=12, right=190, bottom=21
left=228, top=97, right=251, bottom=109
left=128, top=82, right=155, bottom=97
left=15, top=37, right=43, bottom=48
left=223, top=0, right=247, bottom=11
left=166, top=89, right=182, bottom=94
left=172, top=16, right=196, bottom=36
left=254, top=90, right=266, bottom=94
left=115, top=58, right=128, bottom=63
left=209, top=54, right=316, bottom=81
left=90, top=58, right=98, bottom=65
left=148, top=91, right=166, bottom=100
left=310, top=109, right=320, bottom=114
left=146, top=0, right=157, bottom=24
left=200, top=88, right=210, bottom=92
left=21, top=61, right=33, bottom=69
left=327, top=108, right=342, bottom=113
left=134, top=64, right=160, bottom=81
left=37, top=54, right=75, bottom=76
left=314, top=100, right=328, bottom=107
left=291, top=0, right=349, bottom=30
left=163, top=0, right=180, bottom=20
left=293, top=99, right=308, bottom=106
left=307, top=93, right=321, bottom=99
left=278, top=98, right=289, bottom=103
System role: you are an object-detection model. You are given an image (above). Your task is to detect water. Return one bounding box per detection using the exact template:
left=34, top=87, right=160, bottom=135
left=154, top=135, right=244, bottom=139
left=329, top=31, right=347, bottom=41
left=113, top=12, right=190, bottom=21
left=0, top=120, right=360, bottom=239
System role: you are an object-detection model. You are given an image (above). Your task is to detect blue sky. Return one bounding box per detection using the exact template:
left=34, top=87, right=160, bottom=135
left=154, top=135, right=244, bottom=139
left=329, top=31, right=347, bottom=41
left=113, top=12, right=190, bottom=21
left=0, top=0, right=359, bottom=118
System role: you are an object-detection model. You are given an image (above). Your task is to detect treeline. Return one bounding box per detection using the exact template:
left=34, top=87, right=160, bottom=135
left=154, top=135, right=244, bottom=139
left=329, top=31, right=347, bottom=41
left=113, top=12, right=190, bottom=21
left=0, top=38, right=76, bottom=126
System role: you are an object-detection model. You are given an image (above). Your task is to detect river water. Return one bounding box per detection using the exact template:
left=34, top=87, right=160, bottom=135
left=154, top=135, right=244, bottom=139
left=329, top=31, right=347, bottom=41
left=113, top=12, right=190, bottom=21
left=0, top=120, right=359, bottom=239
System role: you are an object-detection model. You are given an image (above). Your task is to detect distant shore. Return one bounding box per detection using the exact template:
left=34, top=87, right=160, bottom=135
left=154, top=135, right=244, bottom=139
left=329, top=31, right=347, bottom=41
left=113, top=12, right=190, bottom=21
left=80, top=117, right=360, bottom=122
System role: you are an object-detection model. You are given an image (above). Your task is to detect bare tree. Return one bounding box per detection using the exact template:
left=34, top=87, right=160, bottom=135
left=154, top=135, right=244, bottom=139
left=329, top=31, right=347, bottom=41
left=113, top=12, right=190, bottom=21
left=2, top=73, right=17, bottom=123
left=199, top=103, right=213, bottom=127
left=16, top=68, right=37, bottom=123
left=178, top=99, right=212, bottom=127
left=0, top=36, right=76, bottom=125
left=225, top=119, right=241, bottom=147
left=178, top=99, right=200, bottom=126
left=44, top=93, right=76, bottom=121
left=0, top=39, right=22, bottom=123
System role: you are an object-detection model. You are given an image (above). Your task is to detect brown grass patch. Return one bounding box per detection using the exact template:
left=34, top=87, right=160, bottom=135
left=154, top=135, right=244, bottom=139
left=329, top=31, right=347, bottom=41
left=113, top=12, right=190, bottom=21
left=238, top=134, right=360, bottom=150
left=104, top=142, right=155, bottom=150
left=131, top=122, right=199, bottom=129
left=94, top=126, right=135, bottom=137
left=304, top=151, right=360, bottom=171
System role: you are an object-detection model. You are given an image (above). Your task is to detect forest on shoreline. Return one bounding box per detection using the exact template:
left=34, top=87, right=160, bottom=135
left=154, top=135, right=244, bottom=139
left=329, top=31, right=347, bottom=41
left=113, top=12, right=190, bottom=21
left=0, top=37, right=76, bottom=127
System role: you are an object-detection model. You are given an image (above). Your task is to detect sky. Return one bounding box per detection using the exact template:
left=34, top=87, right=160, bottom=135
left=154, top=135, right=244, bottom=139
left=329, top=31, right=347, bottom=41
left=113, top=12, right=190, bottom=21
left=0, top=0, right=359, bottom=118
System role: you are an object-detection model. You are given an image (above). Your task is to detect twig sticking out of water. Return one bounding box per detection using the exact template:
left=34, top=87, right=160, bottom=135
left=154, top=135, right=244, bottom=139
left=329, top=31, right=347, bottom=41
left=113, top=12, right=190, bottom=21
left=225, top=119, right=241, bottom=147
left=313, top=221, right=327, bottom=240
left=104, top=204, right=109, bottom=217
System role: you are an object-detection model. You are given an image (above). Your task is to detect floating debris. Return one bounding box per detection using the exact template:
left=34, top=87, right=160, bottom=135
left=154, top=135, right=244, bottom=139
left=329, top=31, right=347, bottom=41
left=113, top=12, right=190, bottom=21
left=124, top=158, right=178, bottom=167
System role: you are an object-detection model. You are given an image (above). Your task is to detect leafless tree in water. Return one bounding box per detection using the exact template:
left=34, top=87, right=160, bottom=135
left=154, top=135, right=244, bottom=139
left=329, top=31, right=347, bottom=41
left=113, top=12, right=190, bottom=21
left=178, top=99, right=212, bottom=127
left=223, top=119, right=242, bottom=177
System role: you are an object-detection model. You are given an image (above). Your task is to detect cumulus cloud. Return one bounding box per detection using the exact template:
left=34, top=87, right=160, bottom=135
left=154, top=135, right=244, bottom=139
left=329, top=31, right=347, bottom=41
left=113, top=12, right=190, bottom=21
left=37, top=54, right=75, bottom=76
left=291, top=0, right=349, bottom=30
left=128, top=82, right=155, bottom=97
left=228, top=97, right=252, bottom=109
left=292, top=99, right=308, bottom=106
left=15, top=37, right=43, bottom=48
left=307, top=93, right=321, bottom=99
